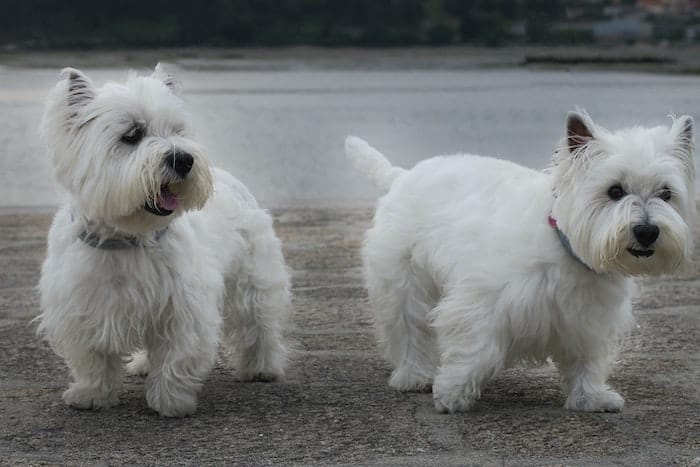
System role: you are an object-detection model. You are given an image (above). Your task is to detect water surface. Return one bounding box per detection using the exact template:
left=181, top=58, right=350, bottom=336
left=1, top=62, right=698, bottom=209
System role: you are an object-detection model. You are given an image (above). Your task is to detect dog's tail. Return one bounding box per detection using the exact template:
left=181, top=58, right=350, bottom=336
left=345, top=136, right=407, bottom=191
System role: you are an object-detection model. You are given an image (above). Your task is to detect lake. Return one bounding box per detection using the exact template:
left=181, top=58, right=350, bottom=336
left=1, top=60, right=699, bottom=209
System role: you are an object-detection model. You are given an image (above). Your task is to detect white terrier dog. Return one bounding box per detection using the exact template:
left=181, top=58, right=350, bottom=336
left=37, top=65, right=290, bottom=417
left=345, top=111, right=695, bottom=413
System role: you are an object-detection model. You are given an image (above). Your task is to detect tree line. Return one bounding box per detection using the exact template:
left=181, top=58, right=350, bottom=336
left=0, top=0, right=633, bottom=49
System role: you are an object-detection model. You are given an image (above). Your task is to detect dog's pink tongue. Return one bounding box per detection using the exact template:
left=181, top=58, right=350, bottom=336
left=157, top=186, right=179, bottom=211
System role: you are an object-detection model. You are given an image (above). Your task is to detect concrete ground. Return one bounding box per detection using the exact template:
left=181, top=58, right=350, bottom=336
left=0, top=208, right=698, bottom=466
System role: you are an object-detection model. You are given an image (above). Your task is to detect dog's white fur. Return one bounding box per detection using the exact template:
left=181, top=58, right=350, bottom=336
left=346, top=111, right=694, bottom=413
left=37, top=65, right=290, bottom=417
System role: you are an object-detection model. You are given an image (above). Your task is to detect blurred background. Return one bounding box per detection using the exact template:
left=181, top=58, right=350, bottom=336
left=1, top=0, right=699, bottom=209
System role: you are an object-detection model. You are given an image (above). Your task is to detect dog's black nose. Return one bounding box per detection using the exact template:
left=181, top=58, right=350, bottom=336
left=633, top=224, right=660, bottom=248
left=165, top=151, right=194, bottom=177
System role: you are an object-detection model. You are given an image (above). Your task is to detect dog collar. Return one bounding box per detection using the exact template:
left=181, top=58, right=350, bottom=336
left=548, top=215, right=592, bottom=271
left=78, top=227, right=168, bottom=250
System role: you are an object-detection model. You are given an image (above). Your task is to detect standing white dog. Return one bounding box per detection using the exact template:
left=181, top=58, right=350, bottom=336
left=37, top=65, right=290, bottom=417
left=345, top=111, right=694, bottom=413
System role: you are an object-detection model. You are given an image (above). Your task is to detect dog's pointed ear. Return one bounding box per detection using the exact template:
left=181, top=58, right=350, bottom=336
left=60, top=67, right=95, bottom=110
left=566, top=111, right=594, bottom=155
left=671, top=115, right=693, bottom=158
left=152, top=62, right=181, bottom=95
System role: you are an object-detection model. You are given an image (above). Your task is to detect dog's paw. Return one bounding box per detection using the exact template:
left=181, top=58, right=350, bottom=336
left=432, top=385, right=477, bottom=413
left=63, top=386, right=119, bottom=410
left=146, top=384, right=198, bottom=418
left=565, top=388, right=624, bottom=412
left=389, top=368, right=432, bottom=393
left=125, top=351, right=150, bottom=376
left=233, top=345, right=288, bottom=383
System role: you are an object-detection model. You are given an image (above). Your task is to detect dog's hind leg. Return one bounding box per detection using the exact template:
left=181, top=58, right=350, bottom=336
left=365, top=242, right=438, bottom=392
left=222, top=211, right=290, bottom=382
left=430, top=293, right=506, bottom=413
left=125, top=349, right=150, bottom=376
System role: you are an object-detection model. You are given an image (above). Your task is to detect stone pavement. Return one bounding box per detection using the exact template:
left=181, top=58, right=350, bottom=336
left=0, top=208, right=698, bottom=466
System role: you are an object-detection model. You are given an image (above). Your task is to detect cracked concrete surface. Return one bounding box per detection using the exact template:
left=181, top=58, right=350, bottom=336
left=1, top=208, right=698, bottom=466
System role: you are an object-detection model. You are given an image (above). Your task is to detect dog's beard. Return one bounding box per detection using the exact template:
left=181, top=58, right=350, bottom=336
left=139, top=163, right=213, bottom=218
left=121, top=161, right=213, bottom=234
left=565, top=203, right=692, bottom=276
left=592, top=223, right=689, bottom=275
left=73, top=143, right=214, bottom=234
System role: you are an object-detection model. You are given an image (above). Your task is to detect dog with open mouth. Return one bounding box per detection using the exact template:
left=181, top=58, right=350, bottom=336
left=346, top=110, right=695, bottom=413
left=37, top=65, right=291, bottom=417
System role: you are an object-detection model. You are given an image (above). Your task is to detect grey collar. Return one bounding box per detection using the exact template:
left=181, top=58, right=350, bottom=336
left=77, top=226, right=168, bottom=250
left=548, top=215, right=592, bottom=271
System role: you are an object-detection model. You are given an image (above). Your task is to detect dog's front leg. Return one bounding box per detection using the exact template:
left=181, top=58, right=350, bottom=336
left=63, top=350, right=122, bottom=410
left=557, top=355, right=624, bottom=412
left=144, top=306, right=219, bottom=417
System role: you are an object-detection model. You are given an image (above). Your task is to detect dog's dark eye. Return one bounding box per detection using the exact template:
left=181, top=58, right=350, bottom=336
left=607, top=185, right=625, bottom=201
left=659, top=187, right=672, bottom=202
left=121, top=126, right=144, bottom=145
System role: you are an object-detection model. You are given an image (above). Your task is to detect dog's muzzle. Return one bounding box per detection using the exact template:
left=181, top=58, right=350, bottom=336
left=627, top=223, right=659, bottom=258
left=143, top=151, right=194, bottom=216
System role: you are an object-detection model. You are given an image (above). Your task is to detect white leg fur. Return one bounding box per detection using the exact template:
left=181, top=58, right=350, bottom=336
left=125, top=350, right=150, bottom=376
left=144, top=314, right=219, bottom=418
left=364, top=221, right=438, bottom=392
left=558, top=356, right=625, bottom=412
left=430, top=292, right=506, bottom=413
left=223, top=210, right=291, bottom=382
left=63, top=351, right=122, bottom=410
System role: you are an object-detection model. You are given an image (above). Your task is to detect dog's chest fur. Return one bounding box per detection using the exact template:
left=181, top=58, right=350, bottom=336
left=39, top=209, right=230, bottom=355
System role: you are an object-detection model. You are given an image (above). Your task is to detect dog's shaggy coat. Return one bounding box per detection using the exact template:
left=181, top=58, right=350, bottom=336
left=346, top=112, right=694, bottom=413
left=38, top=66, right=290, bottom=417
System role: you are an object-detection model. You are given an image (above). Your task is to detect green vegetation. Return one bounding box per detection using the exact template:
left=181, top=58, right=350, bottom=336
left=0, top=0, right=567, bottom=48
left=0, top=0, right=695, bottom=49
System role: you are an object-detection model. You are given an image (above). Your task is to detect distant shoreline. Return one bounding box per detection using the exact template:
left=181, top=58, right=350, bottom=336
left=2, top=45, right=699, bottom=74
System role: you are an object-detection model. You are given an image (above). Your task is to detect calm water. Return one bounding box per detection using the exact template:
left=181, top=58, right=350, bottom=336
left=1, top=63, right=699, bottom=209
